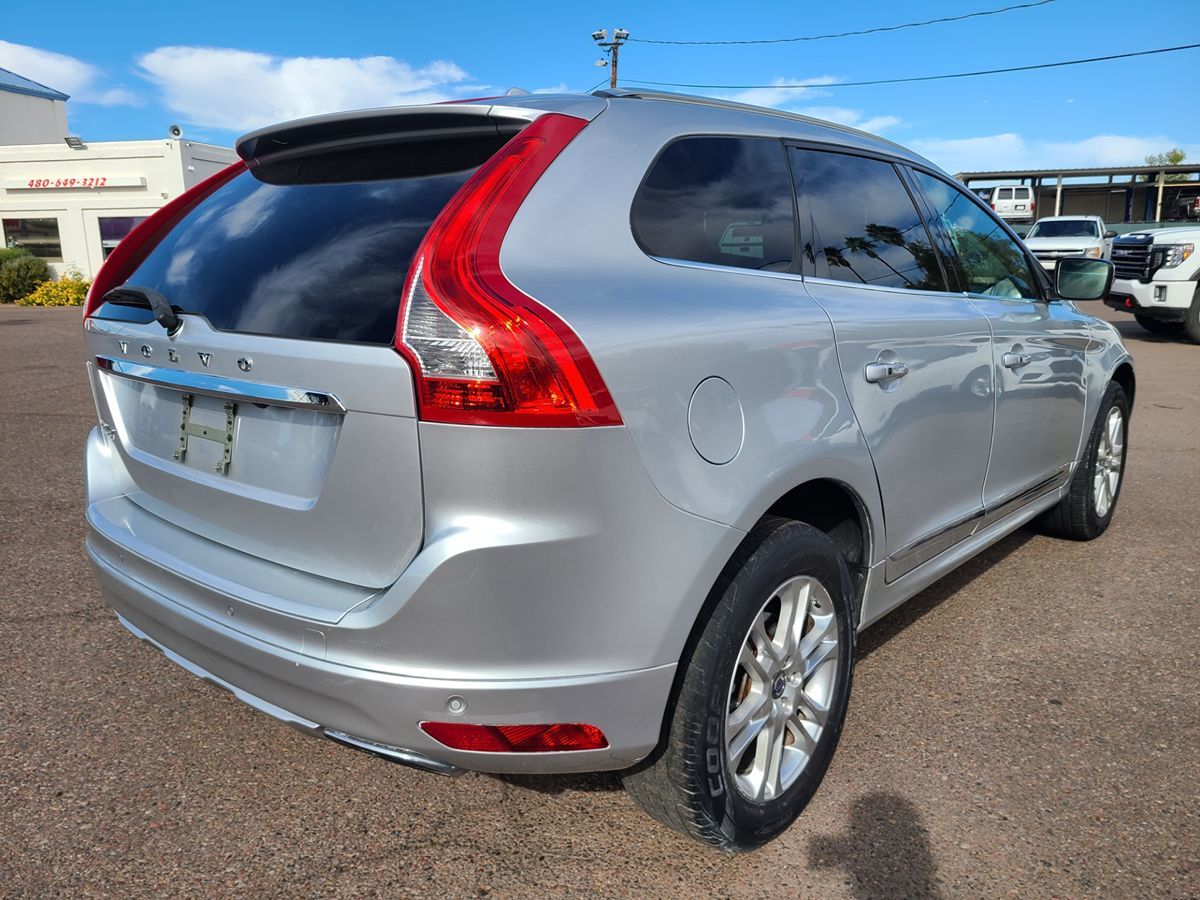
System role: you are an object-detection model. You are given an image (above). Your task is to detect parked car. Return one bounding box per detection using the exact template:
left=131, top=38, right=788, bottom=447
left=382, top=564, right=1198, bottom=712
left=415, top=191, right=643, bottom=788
left=988, top=184, right=1036, bottom=222
left=1023, top=215, right=1117, bottom=270
left=81, top=89, right=1133, bottom=850
left=1106, top=226, right=1200, bottom=342
left=1177, top=194, right=1200, bottom=220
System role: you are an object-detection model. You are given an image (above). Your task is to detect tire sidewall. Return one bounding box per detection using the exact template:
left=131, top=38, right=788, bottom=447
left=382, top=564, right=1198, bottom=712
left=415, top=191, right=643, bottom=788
left=694, top=523, right=856, bottom=849
left=1082, top=383, right=1130, bottom=534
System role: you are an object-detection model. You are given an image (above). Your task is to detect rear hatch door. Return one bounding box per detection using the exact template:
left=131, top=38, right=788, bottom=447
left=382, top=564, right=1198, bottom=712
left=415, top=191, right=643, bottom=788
left=85, top=105, right=546, bottom=590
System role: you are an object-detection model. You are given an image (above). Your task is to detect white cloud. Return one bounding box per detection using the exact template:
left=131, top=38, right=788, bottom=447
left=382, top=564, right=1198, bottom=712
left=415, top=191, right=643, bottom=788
left=708, top=78, right=900, bottom=134
left=0, top=40, right=138, bottom=106
left=908, top=132, right=1200, bottom=175
left=720, top=76, right=837, bottom=109
left=794, top=106, right=901, bottom=134
left=137, top=46, right=473, bottom=131
left=532, top=83, right=569, bottom=94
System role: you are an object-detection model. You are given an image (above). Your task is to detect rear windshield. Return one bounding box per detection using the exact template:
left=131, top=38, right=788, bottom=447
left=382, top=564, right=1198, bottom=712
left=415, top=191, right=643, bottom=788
left=109, top=143, right=498, bottom=344
left=1027, top=220, right=1099, bottom=238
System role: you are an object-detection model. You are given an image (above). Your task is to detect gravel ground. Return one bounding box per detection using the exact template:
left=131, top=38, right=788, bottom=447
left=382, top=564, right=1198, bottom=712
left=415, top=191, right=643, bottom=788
left=0, top=305, right=1196, bottom=898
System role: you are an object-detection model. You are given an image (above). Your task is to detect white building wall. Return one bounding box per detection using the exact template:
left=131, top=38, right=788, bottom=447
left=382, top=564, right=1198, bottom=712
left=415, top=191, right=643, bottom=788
left=0, top=92, right=67, bottom=145
left=0, top=138, right=237, bottom=278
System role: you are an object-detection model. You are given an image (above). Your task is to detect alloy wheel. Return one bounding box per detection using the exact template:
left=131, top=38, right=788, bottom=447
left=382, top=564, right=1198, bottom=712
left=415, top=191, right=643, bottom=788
left=725, top=575, right=840, bottom=802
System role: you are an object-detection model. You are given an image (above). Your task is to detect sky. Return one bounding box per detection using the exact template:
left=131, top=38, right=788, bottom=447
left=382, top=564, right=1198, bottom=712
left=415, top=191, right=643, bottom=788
left=2, top=0, right=1198, bottom=175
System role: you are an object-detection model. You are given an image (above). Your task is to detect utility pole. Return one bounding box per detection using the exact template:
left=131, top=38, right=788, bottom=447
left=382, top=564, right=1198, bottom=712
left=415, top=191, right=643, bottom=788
left=591, top=28, right=630, bottom=89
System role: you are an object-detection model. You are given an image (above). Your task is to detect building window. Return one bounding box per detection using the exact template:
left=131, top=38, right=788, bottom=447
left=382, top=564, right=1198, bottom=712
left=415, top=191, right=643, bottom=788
left=2, top=218, right=63, bottom=262
left=99, top=216, right=148, bottom=259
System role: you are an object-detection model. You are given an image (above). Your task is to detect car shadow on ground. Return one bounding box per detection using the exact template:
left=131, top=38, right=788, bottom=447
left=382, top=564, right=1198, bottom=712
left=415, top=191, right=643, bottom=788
left=808, top=791, right=942, bottom=899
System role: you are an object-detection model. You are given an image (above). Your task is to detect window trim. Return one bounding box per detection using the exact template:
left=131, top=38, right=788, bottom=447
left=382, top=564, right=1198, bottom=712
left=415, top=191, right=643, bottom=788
left=629, top=133, right=802, bottom=277
left=784, top=141, right=952, bottom=295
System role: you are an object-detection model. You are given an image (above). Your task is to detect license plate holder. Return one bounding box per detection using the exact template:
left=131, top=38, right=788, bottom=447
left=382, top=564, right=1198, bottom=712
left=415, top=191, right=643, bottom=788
left=173, top=393, right=237, bottom=475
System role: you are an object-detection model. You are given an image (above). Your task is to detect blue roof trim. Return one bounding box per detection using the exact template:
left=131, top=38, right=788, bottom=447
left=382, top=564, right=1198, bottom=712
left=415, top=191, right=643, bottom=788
left=0, top=66, right=69, bottom=102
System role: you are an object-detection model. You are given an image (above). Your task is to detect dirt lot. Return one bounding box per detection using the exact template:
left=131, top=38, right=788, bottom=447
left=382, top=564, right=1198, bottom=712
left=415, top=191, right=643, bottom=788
left=1, top=304, right=1196, bottom=898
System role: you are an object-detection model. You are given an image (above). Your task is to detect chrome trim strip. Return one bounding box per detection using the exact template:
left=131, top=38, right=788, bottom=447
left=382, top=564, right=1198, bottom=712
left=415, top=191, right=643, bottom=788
left=886, top=511, right=983, bottom=583
left=885, top=467, right=1071, bottom=583
left=980, top=467, right=1070, bottom=530
left=324, top=730, right=463, bottom=777
left=648, top=256, right=806, bottom=282
left=95, top=355, right=346, bottom=413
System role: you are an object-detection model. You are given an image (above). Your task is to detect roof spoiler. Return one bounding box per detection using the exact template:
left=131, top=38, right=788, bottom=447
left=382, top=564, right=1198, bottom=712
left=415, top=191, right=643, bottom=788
left=235, top=106, right=532, bottom=166
left=235, top=95, right=609, bottom=167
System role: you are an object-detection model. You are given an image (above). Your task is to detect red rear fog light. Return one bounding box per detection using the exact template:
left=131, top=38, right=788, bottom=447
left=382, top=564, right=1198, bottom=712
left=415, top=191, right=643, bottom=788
left=420, top=721, right=609, bottom=752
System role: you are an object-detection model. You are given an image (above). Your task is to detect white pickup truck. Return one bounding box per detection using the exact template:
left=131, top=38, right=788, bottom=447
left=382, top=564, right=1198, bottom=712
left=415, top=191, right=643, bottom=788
left=1105, top=226, right=1200, bottom=342
left=1023, top=215, right=1115, bottom=271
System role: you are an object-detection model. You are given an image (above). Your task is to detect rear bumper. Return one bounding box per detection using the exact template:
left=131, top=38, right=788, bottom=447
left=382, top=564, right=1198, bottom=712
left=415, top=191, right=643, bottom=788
left=84, top=420, right=739, bottom=775
left=88, top=535, right=676, bottom=774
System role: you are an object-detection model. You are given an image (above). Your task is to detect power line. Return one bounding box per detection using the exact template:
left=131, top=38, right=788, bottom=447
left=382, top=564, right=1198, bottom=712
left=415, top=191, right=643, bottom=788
left=619, top=43, right=1200, bottom=90
left=629, top=0, right=1056, bottom=46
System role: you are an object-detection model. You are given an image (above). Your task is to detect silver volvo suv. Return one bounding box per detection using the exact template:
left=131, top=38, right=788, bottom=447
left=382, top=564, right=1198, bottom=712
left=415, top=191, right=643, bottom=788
left=82, top=89, right=1133, bottom=850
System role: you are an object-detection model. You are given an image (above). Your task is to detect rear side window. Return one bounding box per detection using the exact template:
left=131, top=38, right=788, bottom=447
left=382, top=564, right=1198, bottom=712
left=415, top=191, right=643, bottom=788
left=788, top=148, right=946, bottom=291
left=998, top=188, right=1013, bottom=200
left=114, top=145, right=494, bottom=344
left=631, top=136, right=795, bottom=272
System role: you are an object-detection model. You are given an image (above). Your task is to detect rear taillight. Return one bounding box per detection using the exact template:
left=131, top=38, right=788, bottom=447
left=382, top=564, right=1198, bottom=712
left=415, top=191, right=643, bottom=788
left=396, top=113, right=621, bottom=428
left=420, top=721, right=609, bottom=752
left=84, top=160, right=247, bottom=318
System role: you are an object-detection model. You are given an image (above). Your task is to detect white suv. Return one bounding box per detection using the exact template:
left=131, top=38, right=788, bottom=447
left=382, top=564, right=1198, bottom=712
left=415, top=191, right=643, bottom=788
left=1024, top=216, right=1115, bottom=271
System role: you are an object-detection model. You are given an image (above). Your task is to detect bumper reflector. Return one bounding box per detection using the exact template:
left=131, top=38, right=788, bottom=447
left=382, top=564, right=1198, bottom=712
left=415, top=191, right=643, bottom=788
left=420, top=721, right=608, bottom=753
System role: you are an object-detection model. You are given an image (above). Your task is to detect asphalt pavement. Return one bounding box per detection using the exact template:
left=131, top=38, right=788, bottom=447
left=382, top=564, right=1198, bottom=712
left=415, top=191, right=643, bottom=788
left=1, top=304, right=1196, bottom=897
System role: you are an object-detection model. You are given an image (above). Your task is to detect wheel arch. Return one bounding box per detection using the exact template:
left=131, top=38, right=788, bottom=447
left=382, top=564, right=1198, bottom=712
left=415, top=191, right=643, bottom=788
left=1111, top=359, right=1136, bottom=411
left=760, top=478, right=874, bottom=619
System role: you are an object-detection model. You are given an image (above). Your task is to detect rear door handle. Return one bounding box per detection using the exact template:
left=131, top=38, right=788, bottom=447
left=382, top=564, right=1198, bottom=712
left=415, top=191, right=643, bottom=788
left=864, top=361, right=910, bottom=384
left=1002, top=352, right=1032, bottom=369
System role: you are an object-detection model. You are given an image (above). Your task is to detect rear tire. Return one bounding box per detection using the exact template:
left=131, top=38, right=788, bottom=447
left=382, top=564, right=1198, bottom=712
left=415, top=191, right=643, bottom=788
left=1134, top=314, right=1182, bottom=336
left=1184, top=288, right=1200, bottom=345
left=1040, top=382, right=1129, bottom=541
left=624, top=517, right=855, bottom=851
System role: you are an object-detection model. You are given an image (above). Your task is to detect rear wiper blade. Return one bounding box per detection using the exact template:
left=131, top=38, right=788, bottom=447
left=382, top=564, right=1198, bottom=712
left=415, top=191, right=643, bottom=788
left=103, top=285, right=182, bottom=334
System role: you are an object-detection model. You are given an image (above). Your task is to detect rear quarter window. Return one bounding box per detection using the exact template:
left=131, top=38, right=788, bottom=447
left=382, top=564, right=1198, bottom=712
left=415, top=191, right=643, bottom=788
left=631, top=136, right=795, bottom=272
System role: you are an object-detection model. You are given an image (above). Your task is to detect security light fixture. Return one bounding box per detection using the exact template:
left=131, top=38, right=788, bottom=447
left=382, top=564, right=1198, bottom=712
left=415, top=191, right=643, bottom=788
left=592, top=29, right=607, bottom=42
left=64, top=136, right=86, bottom=150
left=614, top=28, right=630, bottom=41
left=595, top=59, right=609, bottom=67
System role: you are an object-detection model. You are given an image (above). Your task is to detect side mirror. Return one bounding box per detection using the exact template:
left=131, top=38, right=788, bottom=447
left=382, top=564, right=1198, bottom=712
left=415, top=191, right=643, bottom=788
left=1055, top=257, right=1113, bottom=301
left=1103, top=230, right=1118, bottom=239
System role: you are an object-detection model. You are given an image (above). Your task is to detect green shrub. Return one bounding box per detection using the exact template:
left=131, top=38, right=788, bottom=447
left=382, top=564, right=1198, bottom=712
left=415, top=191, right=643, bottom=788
left=17, top=270, right=90, bottom=307
left=0, top=253, right=51, bottom=303
left=0, top=246, right=33, bottom=268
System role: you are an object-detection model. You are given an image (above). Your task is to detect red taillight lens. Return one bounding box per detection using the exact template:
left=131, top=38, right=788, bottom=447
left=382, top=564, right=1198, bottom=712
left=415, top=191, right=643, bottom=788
left=396, top=113, right=621, bottom=428
left=420, top=721, right=609, bottom=753
left=84, top=160, right=247, bottom=318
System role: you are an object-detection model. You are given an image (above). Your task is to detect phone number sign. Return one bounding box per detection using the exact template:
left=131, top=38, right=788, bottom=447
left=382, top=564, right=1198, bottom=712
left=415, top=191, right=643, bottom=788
left=5, top=175, right=146, bottom=190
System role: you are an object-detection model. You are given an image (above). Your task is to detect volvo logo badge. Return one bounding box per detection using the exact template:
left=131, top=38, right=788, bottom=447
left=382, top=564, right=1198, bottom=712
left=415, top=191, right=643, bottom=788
left=197, top=352, right=212, bottom=367
left=237, top=357, right=252, bottom=372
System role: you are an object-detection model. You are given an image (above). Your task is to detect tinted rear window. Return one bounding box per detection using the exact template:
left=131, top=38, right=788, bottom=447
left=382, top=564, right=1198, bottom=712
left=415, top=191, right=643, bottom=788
left=112, top=145, right=492, bottom=344
left=631, top=136, right=795, bottom=272
left=789, top=148, right=946, bottom=291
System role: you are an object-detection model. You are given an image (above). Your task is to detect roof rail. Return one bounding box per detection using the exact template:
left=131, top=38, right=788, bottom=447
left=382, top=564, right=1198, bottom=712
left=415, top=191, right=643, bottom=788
left=591, top=87, right=911, bottom=154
